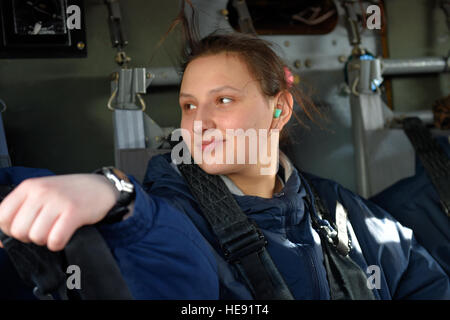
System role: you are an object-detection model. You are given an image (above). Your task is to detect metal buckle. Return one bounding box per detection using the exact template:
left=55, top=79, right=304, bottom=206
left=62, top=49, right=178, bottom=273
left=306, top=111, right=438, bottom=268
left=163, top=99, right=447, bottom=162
left=317, top=224, right=338, bottom=245
left=317, top=223, right=351, bottom=256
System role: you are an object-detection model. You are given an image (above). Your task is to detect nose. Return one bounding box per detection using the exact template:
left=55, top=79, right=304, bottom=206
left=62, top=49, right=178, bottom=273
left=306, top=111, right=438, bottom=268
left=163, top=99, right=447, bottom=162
left=193, top=104, right=216, bottom=135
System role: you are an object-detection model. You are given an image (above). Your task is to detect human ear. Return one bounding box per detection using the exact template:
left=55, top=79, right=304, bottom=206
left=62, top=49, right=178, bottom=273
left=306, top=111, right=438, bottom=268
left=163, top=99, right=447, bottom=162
left=270, top=91, right=293, bottom=130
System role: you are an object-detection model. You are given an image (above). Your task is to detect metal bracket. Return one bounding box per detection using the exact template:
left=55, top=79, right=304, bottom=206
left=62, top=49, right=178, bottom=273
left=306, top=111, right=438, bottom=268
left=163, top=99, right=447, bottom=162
left=232, top=0, right=257, bottom=35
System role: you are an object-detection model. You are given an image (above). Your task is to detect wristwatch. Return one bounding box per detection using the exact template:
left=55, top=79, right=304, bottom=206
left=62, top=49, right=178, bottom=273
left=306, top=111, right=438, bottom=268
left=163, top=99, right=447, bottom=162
left=94, top=166, right=136, bottom=224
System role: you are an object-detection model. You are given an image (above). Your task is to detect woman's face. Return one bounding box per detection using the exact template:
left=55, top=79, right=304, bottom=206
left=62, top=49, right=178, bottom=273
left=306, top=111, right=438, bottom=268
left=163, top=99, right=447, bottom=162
left=178, top=52, right=288, bottom=175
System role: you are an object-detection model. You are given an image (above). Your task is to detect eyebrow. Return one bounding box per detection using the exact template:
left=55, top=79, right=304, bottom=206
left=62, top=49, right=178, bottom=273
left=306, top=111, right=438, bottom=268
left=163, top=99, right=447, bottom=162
left=179, top=85, right=242, bottom=99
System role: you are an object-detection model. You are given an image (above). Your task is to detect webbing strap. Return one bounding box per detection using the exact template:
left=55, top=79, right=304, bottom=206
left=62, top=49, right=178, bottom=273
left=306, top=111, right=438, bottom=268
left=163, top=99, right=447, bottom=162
left=302, top=174, right=376, bottom=300
left=64, top=226, right=134, bottom=299
left=403, top=117, right=450, bottom=217
left=0, top=229, right=67, bottom=299
left=177, top=162, right=294, bottom=300
left=321, top=239, right=376, bottom=300
left=0, top=226, right=134, bottom=300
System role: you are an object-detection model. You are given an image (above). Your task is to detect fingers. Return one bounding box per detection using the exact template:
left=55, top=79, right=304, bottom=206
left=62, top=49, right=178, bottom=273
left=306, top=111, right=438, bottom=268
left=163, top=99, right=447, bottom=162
left=0, top=174, right=111, bottom=251
left=0, top=188, right=27, bottom=237
left=1, top=201, right=77, bottom=251
left=9, top=202, right=43, bottom=243
left=28, top=204, right=61, bottom=246
left=46, top=211, right=80, bottom=252
left=0, top=179, right=69, bottom=249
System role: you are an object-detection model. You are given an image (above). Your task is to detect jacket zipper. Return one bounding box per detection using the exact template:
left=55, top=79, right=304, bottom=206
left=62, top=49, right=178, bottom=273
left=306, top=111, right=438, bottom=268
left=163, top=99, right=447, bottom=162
left=306, top=243, right=332, bottom=299
left=303, top=245, right=321, bottom=299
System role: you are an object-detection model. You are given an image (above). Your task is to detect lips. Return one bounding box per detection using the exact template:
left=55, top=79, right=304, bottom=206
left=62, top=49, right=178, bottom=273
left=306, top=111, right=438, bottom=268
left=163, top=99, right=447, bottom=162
left=201, top=140, right=214, bottom=150
left=200, top=139, right=224, bottom=151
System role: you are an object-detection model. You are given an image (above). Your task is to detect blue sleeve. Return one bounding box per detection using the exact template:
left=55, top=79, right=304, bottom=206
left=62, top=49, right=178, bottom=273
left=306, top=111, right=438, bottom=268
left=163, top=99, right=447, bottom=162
left=0, top=166, right=55, bottom=185
left=97, top=176, right=220, bottom=299
left=370, top=136, right=450, bottom=275
left=309, top=175, right=450, bottom=300
left=340, top=187, right=450, bottom=300
left=361, top=199, right=450, bottom=300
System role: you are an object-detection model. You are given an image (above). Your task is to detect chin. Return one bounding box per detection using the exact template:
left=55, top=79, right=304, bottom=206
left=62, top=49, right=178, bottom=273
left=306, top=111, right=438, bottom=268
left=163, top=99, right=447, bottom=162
left=197, top=162, right=240, bottom=176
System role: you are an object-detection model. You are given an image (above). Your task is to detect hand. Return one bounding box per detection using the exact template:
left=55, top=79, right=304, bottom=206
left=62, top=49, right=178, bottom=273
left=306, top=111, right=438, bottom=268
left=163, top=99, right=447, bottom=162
left=0, top=174, right=119, bottom=251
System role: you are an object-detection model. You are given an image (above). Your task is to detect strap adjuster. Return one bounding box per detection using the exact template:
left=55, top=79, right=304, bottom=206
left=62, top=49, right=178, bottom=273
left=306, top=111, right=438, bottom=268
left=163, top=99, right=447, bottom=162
left=222, top=223, right=268, bottom=263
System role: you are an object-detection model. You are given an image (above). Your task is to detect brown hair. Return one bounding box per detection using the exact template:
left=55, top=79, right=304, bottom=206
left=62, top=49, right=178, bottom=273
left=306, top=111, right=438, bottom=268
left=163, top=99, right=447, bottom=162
left=160, top=0, right=324, bottom=137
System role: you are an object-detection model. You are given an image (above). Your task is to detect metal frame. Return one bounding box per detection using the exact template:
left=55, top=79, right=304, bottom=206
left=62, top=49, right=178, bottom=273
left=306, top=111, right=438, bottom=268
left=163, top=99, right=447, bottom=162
left=348, top=56, right=449, bottom=197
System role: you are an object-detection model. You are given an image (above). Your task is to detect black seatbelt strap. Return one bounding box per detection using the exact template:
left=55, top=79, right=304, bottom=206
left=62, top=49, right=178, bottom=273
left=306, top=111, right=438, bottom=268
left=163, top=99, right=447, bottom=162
left=403, top=117, right=450, bottom=217
left=177, top=162, right=294, bottom=300
left=301, top=174, right=376, bottom=300
left=64, top=226, right=134, bottom=299
left=0, top=229, right=68, bottom=300
left=0, top=225, right=133, bottom=300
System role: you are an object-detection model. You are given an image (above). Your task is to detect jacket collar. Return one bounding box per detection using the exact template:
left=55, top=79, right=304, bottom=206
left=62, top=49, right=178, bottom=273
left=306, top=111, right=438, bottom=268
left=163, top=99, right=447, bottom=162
left=143, top=151, right=309, bottom=230
left=218, top=151, right=293, bottom=196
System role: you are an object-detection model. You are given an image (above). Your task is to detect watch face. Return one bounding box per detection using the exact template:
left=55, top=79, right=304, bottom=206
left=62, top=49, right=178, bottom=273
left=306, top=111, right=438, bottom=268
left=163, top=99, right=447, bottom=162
left=12, top=0, right=67, bottom=35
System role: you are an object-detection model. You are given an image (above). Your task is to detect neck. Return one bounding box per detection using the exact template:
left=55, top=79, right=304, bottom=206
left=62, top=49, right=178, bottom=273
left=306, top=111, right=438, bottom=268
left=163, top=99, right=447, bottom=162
left=225, top=138, right=282, bottom=198
left=226, top=165, right=282, bottom=198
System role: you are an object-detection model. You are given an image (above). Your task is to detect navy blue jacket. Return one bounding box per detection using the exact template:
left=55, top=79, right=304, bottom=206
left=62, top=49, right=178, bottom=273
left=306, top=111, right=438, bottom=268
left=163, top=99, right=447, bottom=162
left=0, top=156, right=449, bottom=299
left=371, top=136, right=450, bottom=276
left=136, top=152, right=449, bottom=299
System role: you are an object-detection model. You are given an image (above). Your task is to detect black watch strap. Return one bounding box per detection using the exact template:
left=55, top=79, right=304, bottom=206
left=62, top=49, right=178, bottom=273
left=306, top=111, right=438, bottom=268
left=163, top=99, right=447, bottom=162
left=94, top=167, right=136, bottom=224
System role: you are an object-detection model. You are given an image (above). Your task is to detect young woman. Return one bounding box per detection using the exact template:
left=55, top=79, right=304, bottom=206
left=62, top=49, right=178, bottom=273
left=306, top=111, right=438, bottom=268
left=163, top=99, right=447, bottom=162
left=0, top=5, right=448, bottom=300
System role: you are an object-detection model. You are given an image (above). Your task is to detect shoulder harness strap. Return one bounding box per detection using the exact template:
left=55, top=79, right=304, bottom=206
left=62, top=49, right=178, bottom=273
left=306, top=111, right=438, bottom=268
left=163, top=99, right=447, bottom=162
left=177, top=162, right=294, bottom=300
left=403, top=117, right=450, bottom=217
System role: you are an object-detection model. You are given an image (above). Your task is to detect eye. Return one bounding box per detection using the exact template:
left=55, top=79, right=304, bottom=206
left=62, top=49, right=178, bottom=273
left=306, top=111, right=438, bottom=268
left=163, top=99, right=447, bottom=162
left=218, top=97, right=233, bottom=104
left=183, top=103, right=197, bottom=111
